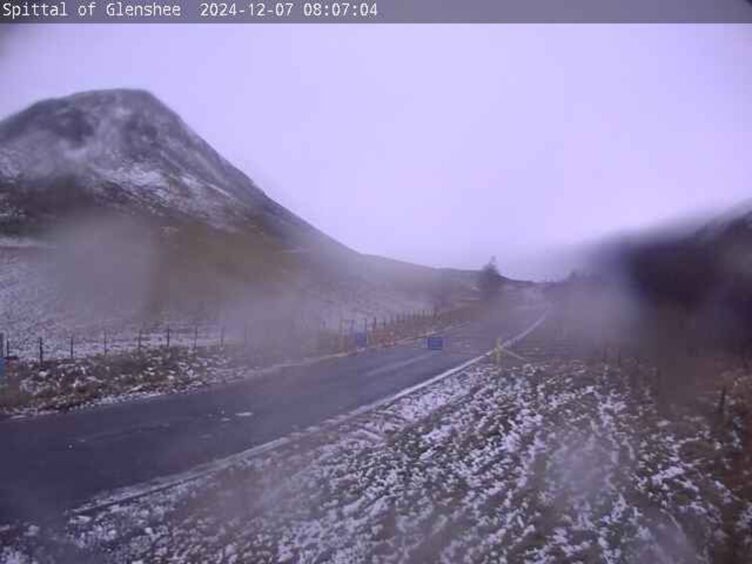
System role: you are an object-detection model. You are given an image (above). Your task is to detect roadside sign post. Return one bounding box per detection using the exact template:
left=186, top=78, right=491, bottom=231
left=427, top=335, right=444, bottom=351
left=354, top=332, right=368, bottom=348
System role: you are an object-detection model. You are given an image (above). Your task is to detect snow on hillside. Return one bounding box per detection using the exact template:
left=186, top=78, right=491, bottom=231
left=4, top=355, right=750, bottom=562
left=0, top=89, right=479, bottom=361
left=0, top=238, right=438, bottom=363
left=0, top=90, right=276, bottom=231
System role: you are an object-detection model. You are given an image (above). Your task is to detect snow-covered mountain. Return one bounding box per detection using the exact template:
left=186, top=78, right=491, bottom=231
left=0, top=89, right=340, bottom=254
left=0, top=89, right=479, bottom=358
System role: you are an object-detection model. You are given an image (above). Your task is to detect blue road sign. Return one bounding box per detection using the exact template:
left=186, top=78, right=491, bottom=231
left=354, top=332, right=368, bottom=347
left=427, top=335, right=444, bottom=350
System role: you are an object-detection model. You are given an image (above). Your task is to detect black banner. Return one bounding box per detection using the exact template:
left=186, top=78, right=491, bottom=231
left=1, top=0, right=751, bottom=24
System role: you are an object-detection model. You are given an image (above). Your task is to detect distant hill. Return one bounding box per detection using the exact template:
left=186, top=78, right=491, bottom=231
left=600, top=201, right=752, bottom=343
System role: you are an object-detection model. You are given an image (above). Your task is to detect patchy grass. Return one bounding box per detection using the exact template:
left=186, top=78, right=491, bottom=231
left=4, top=355, right=751, bottom=563
left=0, top=347, right=242, bottom=416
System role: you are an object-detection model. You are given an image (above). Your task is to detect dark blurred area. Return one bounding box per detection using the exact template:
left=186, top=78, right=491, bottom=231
left=613, top=206, right=752, bottom=351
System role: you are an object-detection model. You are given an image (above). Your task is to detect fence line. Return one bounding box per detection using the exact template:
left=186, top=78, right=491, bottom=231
left=2, top=307, right=473, bottom=366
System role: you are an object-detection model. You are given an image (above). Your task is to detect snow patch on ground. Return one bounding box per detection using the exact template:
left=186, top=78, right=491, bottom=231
left=3, top=357, right=750, bottom=562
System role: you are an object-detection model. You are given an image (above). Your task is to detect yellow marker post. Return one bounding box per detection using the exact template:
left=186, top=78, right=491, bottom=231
left=493, top=337, right=526, bottom=365
left=494, top=337, right=502, bottom=366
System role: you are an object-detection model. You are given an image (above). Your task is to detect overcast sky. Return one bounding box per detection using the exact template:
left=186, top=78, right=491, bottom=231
left=0, top=25, right=750, bottom=278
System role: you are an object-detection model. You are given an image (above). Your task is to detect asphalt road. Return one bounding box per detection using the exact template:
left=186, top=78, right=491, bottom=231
left=0, top=307, right=538, bottom=523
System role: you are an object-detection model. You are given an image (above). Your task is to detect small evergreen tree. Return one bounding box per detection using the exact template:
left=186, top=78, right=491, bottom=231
left=479, top=256, right=503, bottom=301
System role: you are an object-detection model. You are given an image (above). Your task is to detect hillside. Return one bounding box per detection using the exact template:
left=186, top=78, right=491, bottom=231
left=599, top=202, right=752, bottom=344
left=0, top=89, right=480, bottom=359
left=0, top=89, right=350, bottom=250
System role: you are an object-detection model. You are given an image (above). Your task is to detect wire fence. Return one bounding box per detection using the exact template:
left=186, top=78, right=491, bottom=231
left=1, top=307, right=474, bottom=367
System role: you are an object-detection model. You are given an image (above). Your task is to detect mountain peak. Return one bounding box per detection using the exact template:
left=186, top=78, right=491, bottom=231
left=0, top=89, right=342, bottom=256
left=0, top=88, right=278, bottom=231
left=0, top=89, right=171, bottom=145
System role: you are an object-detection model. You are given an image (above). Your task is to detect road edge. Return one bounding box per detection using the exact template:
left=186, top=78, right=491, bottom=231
left=73, top=310, right=548, bottom=515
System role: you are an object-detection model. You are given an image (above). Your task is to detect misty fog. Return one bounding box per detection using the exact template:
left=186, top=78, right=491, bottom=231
left=1, top=25, right=751, bottom=278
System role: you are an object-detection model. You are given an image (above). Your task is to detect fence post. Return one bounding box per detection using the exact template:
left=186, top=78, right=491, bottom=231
left=70, top=335, right=74, bottom=360
left=137, top=329, right=143, bottom=353
left=220, top=326, right=225, bottom=348
left=103, top=330, right=108, bottom=357
left=166, top=326, right=171, bottom=349
left=38, top=337, right=44, bottom=366
left=193, top=326, right=198, bottom=353
left=717, top=385, right=727, bottom=418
